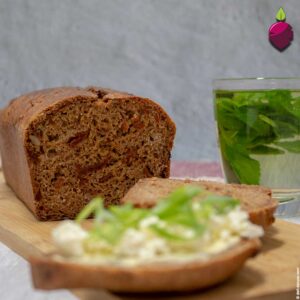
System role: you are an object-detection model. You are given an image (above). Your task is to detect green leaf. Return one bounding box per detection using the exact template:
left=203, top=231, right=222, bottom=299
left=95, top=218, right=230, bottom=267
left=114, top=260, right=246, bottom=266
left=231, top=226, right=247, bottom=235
left=273, top=120, right=299, bottom=138
left=276, top=7, right=286, bottom=21
left=233, top=92, right=267, bottom=107
left=150, top=223, right=205, bottom=241
left=215, top=92, right=234, bottom=99
left=258, top=114, right=276, bottom=127
left=250, top=145, right=284, bottom=155
left=267, top=90, right=292, bottom=114
left=282, top=97, right=300, bottom=119
left=153, top=186, right=202, bottom=219
left=275, top=141, right=300, bottom=153
left=76, top=197, right=103, bottom=223
left=194, top=205, right=214, bottom=220
left=201, top=195, right=240, bottom=214
left=89, top=222, right=124, bottom=244
left=150, top=225, right=189, bottom=241
left=222, top=141, right=260, bottom=185
left=166, top=214, right=194, bottom=227
left=215, top=100, right=245, bottom=131
left=235, top=107, right=258, bottom=128
left=249, top=134, right=277, bottom=148
left=110, top=205, right=149, bottom=227
left=231, top=154, right=260, bottom=184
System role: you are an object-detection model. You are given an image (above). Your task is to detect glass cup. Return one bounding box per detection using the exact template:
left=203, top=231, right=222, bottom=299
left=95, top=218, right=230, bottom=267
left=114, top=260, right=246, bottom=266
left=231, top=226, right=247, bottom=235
left=213, top=78, right=300, bottom=217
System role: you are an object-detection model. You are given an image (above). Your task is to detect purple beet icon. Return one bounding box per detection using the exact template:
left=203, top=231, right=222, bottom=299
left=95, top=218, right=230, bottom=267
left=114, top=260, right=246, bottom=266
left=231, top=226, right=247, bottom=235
left=269, top=7, right=293, bottom=51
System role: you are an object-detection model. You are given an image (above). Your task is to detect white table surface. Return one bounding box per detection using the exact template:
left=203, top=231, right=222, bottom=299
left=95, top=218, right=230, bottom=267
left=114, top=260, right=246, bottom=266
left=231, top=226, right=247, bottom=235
left=0, top=243, right=75, bottom=300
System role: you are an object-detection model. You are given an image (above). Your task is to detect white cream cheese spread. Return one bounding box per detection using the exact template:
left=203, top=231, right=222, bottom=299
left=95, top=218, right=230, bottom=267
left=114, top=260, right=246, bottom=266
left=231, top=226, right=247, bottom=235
left=53, top=194, right=263, bottom=267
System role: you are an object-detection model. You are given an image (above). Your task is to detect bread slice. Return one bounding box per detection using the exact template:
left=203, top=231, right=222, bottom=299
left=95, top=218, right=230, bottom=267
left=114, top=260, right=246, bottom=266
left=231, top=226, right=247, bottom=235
left=121, top=178, right=278, bottom=228
left=30, top=238, right=261, bottom=292
left=0, top=87, right=175, bottom=221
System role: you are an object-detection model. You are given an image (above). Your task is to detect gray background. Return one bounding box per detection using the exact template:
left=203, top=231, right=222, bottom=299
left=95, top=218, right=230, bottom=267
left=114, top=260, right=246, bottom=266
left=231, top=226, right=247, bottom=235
left=1, top=0, right=300, bottom=161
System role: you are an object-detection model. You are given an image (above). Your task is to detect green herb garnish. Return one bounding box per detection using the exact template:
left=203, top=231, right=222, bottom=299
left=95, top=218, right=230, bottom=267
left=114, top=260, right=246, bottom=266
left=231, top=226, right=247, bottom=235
left=215, top=89, right=300, bottom=184
left=76, top=186, right=240, bottom=245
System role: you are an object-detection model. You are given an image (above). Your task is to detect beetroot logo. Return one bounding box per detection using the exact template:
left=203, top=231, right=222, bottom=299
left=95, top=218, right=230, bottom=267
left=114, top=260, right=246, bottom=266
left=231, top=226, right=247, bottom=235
left=268, top=7, right=293, bottom=51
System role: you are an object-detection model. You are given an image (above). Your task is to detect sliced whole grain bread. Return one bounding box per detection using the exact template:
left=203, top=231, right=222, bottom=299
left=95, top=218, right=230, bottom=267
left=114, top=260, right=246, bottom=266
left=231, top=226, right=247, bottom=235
left=121, top=177, right=278, bottom=228
left=30, top=238, right=261, bottom=292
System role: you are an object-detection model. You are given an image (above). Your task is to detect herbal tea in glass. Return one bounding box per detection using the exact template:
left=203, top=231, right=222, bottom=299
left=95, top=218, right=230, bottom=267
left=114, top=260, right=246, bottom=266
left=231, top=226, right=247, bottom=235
left=214, top=78, right=300, bottom=216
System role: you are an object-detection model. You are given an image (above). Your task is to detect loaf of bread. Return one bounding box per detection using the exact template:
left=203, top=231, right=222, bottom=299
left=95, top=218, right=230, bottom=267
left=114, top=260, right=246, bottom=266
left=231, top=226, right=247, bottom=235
left=0, top=87, right=176, bottom=220
left=122, top=178, right=278, bottom=228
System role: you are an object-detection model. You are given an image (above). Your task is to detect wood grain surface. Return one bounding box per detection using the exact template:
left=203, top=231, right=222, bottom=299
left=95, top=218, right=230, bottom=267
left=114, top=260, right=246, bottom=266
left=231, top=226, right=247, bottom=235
left=0, top=170, right=299, bottom=300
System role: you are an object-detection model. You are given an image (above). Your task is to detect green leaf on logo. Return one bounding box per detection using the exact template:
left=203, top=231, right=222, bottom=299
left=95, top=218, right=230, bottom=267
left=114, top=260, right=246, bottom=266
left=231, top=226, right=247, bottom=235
left=276, top=7, right=286, bottom=21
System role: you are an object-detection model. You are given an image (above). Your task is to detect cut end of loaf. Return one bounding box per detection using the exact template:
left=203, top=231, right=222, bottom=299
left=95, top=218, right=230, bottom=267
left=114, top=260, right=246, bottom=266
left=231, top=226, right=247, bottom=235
left=24, top=88, right=175, bottom=220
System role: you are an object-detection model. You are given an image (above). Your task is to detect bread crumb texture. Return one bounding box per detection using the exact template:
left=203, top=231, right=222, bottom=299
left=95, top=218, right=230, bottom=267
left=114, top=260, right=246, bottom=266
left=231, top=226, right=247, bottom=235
left=0, top=87, right=176, bottom=220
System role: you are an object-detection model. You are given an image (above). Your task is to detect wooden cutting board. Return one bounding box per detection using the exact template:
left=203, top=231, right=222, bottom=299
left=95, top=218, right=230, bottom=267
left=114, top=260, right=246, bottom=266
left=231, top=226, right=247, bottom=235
left=0, top=170, right=299, bottom=300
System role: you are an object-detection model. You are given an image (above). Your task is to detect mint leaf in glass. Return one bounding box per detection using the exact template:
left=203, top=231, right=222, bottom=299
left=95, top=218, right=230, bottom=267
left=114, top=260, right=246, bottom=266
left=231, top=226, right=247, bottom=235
left=215, top=89, right=300, bottom=185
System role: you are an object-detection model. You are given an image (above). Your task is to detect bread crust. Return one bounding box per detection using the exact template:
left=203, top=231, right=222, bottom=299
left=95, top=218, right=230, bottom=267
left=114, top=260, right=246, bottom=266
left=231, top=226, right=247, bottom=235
left=30, top=238, right=261, bottom=292
left=121, top=178, right=278, bottom=228
left=0, top=88, right=98, bottom=213
left=0, top=87, right=176, bottom=220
